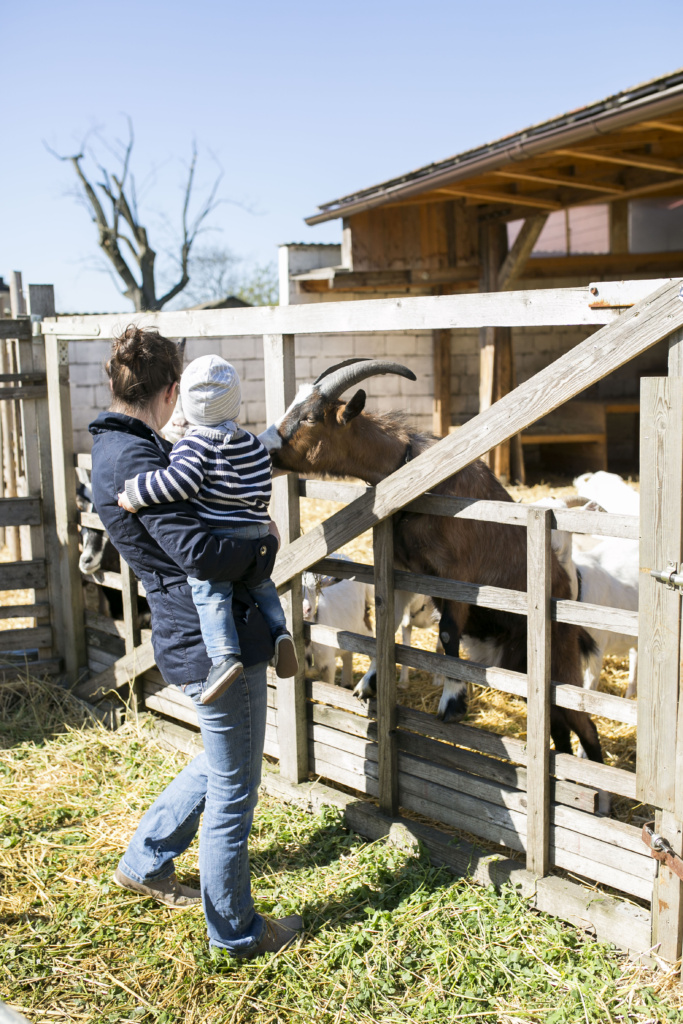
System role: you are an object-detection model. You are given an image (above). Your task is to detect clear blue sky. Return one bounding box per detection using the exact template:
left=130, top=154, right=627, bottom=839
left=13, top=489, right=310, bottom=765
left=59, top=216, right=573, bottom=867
left=4, top=0, right=682, bottom=312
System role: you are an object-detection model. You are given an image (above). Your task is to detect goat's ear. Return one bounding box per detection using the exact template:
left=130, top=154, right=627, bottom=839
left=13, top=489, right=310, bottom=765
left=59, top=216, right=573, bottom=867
left=340, top=389, right=366, bottom=425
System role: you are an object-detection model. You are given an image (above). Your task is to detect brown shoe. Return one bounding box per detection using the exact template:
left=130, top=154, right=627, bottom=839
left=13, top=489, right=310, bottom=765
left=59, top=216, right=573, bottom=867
left=274, top=633, right=299, bottom=678
left=113, top=867, right=201, bottom=910
left=236, top=914, right=304, bottom=959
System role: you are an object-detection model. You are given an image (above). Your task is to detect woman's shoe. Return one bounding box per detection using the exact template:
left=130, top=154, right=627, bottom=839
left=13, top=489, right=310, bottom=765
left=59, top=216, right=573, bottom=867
left=201, top=656, right=243, bottom=704
left=113, top=867, right=201, bottom=909
left=234, top=914, right=304, bottom=959
left=273, top=632, right=299, bottom=678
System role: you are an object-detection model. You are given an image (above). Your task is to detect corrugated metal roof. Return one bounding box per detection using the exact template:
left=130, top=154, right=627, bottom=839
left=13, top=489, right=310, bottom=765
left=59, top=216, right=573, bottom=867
left=306, top=68, right=683, bottom=225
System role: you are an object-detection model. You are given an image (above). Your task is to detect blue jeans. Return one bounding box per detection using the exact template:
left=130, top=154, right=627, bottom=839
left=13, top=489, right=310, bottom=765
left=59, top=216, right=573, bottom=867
left=118, top=661, right=269, bottom=954
left=188, top=523, right=287, bottom=661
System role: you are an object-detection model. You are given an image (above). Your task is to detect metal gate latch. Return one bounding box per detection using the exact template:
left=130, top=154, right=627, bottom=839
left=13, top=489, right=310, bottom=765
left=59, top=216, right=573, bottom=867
left=642, top=822, right=683, bottom=881
left=650, top=561, right=683, bottom=590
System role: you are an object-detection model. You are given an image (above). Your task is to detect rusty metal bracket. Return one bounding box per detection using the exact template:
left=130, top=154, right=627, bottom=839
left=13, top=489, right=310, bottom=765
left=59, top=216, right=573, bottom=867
left=642, top=821, right=683, bottom=881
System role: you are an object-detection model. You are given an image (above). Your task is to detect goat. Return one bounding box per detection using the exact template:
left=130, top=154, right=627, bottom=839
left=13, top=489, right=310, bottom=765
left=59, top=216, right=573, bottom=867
left=260, top=358, right=604, bottom=765
left=574, top=471, right=640, bottom=517
left=541, top=494, right=639, bottom=700
left=303, top=560, right=441, bottom=688
left=302, top=564, right=373, bottom=687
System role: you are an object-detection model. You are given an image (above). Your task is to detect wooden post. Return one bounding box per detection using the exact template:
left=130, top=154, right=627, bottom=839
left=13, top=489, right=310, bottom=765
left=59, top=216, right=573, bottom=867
left=22, top=286, right=58, bottom=665
left=479, top=221, right=515, bottom=483
left=610, top=200, right=629, bottom=255
left=432, top=328, right=451, bottom=436
left=638, top=364, right=683, bottom=964
left=45, top=333, right=87, bottom=684
left=121, top=562, right=142, bottom=712
left=373, top=516, right=398, bottom=816
left=526, top=507, right=552, bottom=876
left=2, top=275, right=24, bottom=560
left=263, top=333, right=307, bottom=783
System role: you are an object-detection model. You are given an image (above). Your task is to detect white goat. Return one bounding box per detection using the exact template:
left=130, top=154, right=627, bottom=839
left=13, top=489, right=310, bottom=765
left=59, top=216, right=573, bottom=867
left=302, top=559, right=440, bottom=689
left=538, top=487, right=639, bottom=699
left=302, top=567, right=373, bottom=688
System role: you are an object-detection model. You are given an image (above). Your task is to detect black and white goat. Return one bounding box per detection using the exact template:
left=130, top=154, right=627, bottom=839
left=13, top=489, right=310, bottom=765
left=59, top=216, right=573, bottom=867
left=260, top=358, right=604, bottom=764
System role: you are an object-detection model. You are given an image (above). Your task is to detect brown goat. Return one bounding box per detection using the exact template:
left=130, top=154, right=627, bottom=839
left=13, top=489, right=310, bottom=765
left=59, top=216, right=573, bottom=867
left=261, top=359, right=603, bottom=764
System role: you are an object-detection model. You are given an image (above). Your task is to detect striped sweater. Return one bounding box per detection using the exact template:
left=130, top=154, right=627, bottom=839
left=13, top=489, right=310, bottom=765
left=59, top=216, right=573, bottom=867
left=124, top=427, right=272, bottom=525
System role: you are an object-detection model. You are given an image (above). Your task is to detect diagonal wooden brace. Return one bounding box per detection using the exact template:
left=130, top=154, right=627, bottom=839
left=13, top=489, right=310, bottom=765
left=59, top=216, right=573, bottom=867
left=73, top=640, right=156, bottom=703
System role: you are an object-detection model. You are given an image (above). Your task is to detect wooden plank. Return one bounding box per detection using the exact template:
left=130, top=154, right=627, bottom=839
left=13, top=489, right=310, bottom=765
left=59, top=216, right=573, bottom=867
left=0, top=385, right=47, bottom=400
left=0, top=657, right=62, bottom=681
left=80, top=511, right=103, bottom=530
left=498, top=215, right=549, bottom=290
left=0, top=372, right=46, bottom=385
left=0, top=602, right=49, bottom=620
left=257, top=770, right=652, bottom=957
left=307, top=622, right=638, bottom=725
left=76, top=453, right=92, bottom=470
left=73, top=640, right=156, bottom=701
left=0, top=560, right=46, bottom=590
left=301, top=482, right=639, bottom=541
left=526, top=508, right=552, bottom=877
left=263, top=333, right=307, bottom=783
left=432, top=329, right=451, bottom=437
left=272, top=280, right=683, bottom=591
left=89, top=570, right=146, bottom=597
left=637, top=378, right=683, bottom=809
left=396, top=704, right=636, bottom=800
left=43, top=285, right=632, bottom=340
left=45, top=335, right=86, bottom=683
left=373, top=517, right=398, bottom=816
left=315, top=557, right=638, bottom=636
left=397, top=726, right=597, bottom=813
left=0, top=319, right=32, bottom=340
left=0, top=497, right=41, bottom=526
left=0, top=627, right=52, bottom=651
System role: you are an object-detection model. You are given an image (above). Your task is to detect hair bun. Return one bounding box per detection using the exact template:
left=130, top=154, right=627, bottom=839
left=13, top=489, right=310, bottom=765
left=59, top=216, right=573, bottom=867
left=113, top=325, right=149, bottom=367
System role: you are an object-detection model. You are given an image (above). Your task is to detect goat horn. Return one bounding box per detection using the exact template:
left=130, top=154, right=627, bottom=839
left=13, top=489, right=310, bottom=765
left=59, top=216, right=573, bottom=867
left=313, top=358, right=370, bottom=386
left=315, top=359, right=416, bottom=403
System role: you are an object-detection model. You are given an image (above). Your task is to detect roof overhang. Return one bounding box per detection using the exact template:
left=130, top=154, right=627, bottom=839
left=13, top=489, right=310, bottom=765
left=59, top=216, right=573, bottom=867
left=306, top=70, right=683, bottom=225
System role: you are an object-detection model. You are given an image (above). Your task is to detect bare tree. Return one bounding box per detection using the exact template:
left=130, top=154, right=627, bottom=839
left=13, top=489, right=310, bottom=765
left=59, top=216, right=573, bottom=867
left=46, top=119, right=222, bottom=311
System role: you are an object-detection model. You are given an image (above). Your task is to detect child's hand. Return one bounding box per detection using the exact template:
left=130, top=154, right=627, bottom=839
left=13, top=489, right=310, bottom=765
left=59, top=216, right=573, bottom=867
left=118, top=491, right=137, bottom=513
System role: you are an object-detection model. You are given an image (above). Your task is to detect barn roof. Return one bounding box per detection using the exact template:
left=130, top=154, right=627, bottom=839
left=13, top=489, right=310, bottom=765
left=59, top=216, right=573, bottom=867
left=305, top=69, right=683, bottom=225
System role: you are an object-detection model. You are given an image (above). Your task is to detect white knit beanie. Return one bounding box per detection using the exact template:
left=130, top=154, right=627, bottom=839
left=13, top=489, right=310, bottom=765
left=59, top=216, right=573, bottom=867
left=179, top=355, right=241, bottom=427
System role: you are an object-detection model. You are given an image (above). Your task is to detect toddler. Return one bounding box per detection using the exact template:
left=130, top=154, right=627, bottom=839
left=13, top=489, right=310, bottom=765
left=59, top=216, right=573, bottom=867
left=118, top=354, right=298, bottom=704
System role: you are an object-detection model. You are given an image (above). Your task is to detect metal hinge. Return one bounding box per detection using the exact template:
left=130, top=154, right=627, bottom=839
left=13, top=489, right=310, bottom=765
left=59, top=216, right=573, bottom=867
left=642, top=821, right=683, bottom=880
left=650, top=561, right=683, bottom=590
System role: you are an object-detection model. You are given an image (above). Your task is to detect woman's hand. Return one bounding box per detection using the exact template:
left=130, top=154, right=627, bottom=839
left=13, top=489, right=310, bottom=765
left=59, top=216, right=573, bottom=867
left=118, top=491, right=137, bottom=514
left=268, top=520, right=281, bottom=550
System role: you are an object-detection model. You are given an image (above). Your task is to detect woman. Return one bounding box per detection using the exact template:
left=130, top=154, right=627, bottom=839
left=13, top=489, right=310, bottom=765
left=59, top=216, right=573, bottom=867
left=89, top=326, right=302, bottom=958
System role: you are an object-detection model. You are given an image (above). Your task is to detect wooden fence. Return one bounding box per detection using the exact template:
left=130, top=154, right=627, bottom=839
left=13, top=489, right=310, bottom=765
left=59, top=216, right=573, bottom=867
left=0, top=284, right=84, bottom=683
left=43, top=278, right=683, bottom=962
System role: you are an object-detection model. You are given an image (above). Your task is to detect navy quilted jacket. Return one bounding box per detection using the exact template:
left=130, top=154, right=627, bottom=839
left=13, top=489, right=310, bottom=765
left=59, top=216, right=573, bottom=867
left=89, top=412, right=276, bottom=685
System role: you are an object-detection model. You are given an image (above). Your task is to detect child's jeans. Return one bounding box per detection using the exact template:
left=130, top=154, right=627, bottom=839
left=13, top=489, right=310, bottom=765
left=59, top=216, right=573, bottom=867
left=187, top=522, right=286, bottom=662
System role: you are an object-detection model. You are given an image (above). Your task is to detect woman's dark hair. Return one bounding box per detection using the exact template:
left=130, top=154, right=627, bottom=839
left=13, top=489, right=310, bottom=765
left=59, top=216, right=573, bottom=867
left=107, top=326, right=182, bottom=409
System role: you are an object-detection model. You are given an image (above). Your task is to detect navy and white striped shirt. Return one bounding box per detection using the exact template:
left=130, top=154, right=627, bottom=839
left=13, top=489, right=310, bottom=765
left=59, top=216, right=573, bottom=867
left=124, top=428, right=272, bottom=525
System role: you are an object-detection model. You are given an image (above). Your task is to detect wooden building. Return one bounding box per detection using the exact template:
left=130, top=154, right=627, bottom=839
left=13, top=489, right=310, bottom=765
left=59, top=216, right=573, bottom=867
left=283, top=69, right=683, bottom=480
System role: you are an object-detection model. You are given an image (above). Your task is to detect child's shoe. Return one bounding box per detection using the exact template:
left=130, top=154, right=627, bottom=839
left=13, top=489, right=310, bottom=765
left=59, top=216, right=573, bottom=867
left=201, top=656, right=244, bottom=704
left=273, top=631, right=299, bottom=678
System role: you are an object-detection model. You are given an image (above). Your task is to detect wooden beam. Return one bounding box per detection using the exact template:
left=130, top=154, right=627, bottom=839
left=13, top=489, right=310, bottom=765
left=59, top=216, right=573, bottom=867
left=435, top=186, right=561, bottom=211
left=609, top=200, right=629, bottom=255
left=641, top=119, right=683, bottom=135
left=74, top=640, right=156, bottom=702
left=432, top=329, right=451, bottom=436
left=479, top=221, right=515, bottom=482
left=555, top=147, right=683, bottom=176
left=498, top=215, right=549, bottom=291
left=271, top=280, right=683, bottom=589
left=493, top=169, right=625, bottom=195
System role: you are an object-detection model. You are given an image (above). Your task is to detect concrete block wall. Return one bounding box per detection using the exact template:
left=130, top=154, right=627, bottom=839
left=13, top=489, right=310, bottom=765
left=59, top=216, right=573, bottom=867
left=69, top=330, right=437, bottom=454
